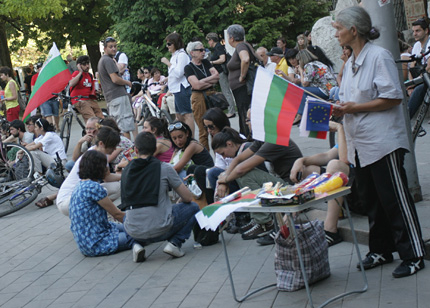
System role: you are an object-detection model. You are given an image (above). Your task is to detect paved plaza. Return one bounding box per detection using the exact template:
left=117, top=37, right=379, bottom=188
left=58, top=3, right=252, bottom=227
left=0, top=111, right=429, bottom=308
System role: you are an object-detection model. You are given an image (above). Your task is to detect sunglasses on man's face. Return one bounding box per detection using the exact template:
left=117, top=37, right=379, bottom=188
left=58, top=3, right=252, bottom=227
left=166, top=42, right=173, bottom=47
left=105, top=37, right=116, bottom=43
left=193, top=48, right=205, bottom=52
left=80, top=62, right=89, bottom=66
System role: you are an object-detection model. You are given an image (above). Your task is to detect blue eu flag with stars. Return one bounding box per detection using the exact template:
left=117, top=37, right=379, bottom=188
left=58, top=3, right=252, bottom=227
left=306, top=101, right=332, bottom=132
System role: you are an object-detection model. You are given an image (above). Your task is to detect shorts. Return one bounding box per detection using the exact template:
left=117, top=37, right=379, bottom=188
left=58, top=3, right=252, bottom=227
left=40, top=98, right=59, bottom=117
left=107, top=95, right=135, bottom=133
left=6, top=105, right=20, bottom=122
left=173, top=84, right=192, bottom=115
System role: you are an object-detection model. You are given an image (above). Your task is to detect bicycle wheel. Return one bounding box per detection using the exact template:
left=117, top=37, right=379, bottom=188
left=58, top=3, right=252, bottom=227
left=159, top=109, right=173, bottom=123
left=0, top=143, right=35, bottom=181
left=0, top=179, right=39, bottom=217
left=60, top=114, right=72, bottom=153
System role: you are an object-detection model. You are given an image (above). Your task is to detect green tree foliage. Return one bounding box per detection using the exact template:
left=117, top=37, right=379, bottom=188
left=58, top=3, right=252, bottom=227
left=32, top=0, right=112, bottom=72
left=108, top=0, right=330, bottom=73
left=0, top=0, right=65, bottom=67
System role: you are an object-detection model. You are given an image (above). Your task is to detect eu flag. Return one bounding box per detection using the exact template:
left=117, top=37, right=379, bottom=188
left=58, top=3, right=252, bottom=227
left=306, top=101, right=332, bottom=132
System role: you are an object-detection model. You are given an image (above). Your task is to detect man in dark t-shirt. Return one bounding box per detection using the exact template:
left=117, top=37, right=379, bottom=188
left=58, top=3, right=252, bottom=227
left=217, top=130, right=303, bottom=242
left=206, top=32, right=236, bottom=118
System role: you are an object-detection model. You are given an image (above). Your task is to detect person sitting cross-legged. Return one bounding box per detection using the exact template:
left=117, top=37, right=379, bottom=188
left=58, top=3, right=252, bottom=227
left=69, top=150, right=144, bottom=261
left=122, top=132, right=200, bottom=260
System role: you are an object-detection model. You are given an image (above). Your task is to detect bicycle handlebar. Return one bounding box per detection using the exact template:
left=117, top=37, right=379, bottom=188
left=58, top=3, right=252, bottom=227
left=52, top=93, right=89, bottom=100
left=395, top=46, right=430, bottom=64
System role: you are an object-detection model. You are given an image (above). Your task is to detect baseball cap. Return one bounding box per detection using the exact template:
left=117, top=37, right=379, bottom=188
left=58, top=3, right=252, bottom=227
left=267, top=47, right=284, bottom=57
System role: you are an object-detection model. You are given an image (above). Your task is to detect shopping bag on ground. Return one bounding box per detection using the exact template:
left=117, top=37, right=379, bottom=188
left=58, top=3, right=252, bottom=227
left=274, top=219, right=330, bottom=291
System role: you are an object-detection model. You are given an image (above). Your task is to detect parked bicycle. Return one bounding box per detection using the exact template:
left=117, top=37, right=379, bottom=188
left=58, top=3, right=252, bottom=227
left=141, top=93, right=173, bottom=123
left=0, top=153, right=65, bottom=217
left=396, top=47, right=430, bottom=142
left=52, top=92, right=87, bottom=153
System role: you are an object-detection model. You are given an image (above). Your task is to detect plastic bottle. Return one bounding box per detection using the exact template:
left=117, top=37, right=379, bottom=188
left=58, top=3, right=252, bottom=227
left=0, top=90, right=4, bottom=101
left=314, top=172, right=348, bottom=194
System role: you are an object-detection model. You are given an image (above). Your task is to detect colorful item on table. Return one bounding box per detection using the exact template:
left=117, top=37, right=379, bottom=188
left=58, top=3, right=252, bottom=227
left=305, top=173, right=332, bottom=190
left=294, top=172, right=319, bottom=194
left=314, top=172, right=348, bottom=194
left=250, top=67, right=304, bottom=146
left=221, top=187, right=251, bottom=204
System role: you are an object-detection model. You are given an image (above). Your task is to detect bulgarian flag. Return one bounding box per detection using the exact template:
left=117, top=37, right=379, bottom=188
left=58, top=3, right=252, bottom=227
left=299, top=98, right=333, bottom=139
left=251, top=67, right=304, bottom=146
left=22, top=43, right=71, bottom=121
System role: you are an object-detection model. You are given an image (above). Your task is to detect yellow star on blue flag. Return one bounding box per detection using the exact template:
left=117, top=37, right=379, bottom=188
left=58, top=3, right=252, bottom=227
left=306, top=101, right=332, bottom=132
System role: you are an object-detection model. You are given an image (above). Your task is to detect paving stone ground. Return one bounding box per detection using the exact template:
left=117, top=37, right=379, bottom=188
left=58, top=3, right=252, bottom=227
left=0, top=108, right=429, bottom=307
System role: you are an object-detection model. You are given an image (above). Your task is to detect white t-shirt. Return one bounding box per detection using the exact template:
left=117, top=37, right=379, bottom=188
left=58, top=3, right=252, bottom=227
left=34, top=132, right=67, bottom=160
left=57, top=146, right=108, bottom=205
left=22, top=132, right=34, bottom=144
left=411, top=39, right=430, bottom=65
left=117, top=52, right=128, bottom=65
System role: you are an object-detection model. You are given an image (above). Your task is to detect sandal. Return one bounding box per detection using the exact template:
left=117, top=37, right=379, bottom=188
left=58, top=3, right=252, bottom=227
left=35, top=197, right=54, bottom=208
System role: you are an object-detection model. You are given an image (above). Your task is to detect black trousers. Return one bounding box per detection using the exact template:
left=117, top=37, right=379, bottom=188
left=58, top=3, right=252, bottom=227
left=232, top=85, right=251, bottom=137
left=355, top=149, right=425, bottom=260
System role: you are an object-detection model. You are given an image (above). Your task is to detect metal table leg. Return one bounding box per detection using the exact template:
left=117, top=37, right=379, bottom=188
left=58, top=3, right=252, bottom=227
left=221, top=231, right=276, bottom=302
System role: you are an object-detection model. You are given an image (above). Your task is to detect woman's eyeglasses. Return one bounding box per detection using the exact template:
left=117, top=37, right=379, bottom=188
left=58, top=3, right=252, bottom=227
left=144, top=71, right=149, bottom=74
left=204, top=124, right=215, bottom=130
left=193, top=48, right=205, bottom=52
left=168, top=122, right=184, bottom=132
left=166, top=42, right=173, bottom=47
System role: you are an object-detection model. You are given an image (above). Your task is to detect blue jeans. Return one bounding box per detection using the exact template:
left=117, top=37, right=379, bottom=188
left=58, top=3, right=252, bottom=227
left=136, top=202, right=199, bottom=248
left=298, top=87, right=329, bottom=115
left=408, top=84, right=425, bottom=119
left=40, top=98, right=60, bottom=117
left=207, top=167, right=224, bottom=189
left=116, top=223, right=136, bottom=252
left=174, top=84, right=192, bottom=114
left=329, top=86, right=340, bottom=101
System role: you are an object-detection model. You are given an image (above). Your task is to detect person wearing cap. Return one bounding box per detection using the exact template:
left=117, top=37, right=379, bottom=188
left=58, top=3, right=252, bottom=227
left=97, top=37, right=135, bottom=140
left=69, top=55, right=104, bottom=123
left=267, top=47, right=289, bottom=78
left=206, top=32, right=236, bottom=118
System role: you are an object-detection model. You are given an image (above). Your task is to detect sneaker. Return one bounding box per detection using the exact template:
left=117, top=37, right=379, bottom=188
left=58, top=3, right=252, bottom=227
left=392, top=258, right=425, bottom=278
left=239, top=219, right=256, bottom=234
left=242, top=221, right=274, bottom=240
left=132, top=243, right=146, bottom=263
left=325, top=230, right=343, bottom=247
left=256, top=232, right=276, bottom=246
left=163, top=242, right=185, bottom=258
left=357, top=252, right=393, bottom=270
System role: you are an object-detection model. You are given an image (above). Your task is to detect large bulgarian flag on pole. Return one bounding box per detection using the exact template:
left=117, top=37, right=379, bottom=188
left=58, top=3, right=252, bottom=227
left=22, top=43, right=71, bottom=121
left=250, top=67, right=304, bottom=146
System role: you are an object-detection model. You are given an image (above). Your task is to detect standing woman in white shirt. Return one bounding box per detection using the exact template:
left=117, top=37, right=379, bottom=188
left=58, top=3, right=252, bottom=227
left=25, top=118, right=67, bottom=173
left=161, top=33, right=195, bottom=137
left=333, top=6, right=425, bottom=278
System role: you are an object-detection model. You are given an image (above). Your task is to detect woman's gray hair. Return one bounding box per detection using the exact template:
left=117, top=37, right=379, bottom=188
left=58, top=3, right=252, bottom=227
left=227, top=24, right=245, bottom=42
left=336, top=6, right=380, bottom=41
left=296, top=49, right=318, bottom=69
left=186, top=41, right=203, bottom=55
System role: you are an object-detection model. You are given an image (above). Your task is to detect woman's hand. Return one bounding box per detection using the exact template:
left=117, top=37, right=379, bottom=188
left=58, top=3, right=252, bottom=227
left=333, top=101, right=357, bottom=117
left=239, top=75, right=246, bottom=83
left=161, top=57, right=170, bottom=67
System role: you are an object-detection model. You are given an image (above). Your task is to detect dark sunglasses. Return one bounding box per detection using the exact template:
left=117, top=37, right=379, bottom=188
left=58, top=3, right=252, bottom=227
left=144, top=71, right=149, bottom=74
left=80, top=62, right=89, bottom=66
left=204, top=124, right=215, bottom=130
left=193, top=48, right=205, bottom=52
left=166, top=42, right=173, bottom=47
left=168, top=122, right=184, bottom=132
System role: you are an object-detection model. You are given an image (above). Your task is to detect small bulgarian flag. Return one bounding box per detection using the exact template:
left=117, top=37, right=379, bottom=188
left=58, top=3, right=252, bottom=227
left=22, top=43, right=71, bottom=121
left=251, top=67, right=304, bottom=146
left=299, top=98, right=333, bottom=139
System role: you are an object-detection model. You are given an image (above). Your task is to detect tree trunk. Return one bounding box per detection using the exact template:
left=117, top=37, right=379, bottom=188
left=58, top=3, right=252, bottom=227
left=0, top=22, right=12, bottom=68
left=86, top=43, right=101, bottom=75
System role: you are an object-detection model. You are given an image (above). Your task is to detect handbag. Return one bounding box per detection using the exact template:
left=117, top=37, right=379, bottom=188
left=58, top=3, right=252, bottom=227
left=204, top=92, right=229, bottom=110
left=274, top=219, right=330, bottom=291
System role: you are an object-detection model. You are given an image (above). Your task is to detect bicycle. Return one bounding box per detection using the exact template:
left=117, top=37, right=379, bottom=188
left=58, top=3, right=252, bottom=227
left=0, top=153, right=64, bottom=217
left=52, top=92, right=87, bottom=153
left=396, top=47, right=430, bottom=142
left=141, top=93, right=173, bottom=123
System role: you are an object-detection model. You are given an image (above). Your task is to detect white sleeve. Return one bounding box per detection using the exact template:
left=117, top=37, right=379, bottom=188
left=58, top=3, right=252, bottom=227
left=118, top=53, right=128, bottom=65
left=169, top=51, right=189, bottom=79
